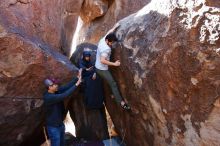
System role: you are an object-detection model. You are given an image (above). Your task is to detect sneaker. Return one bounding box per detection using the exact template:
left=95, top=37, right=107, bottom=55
left=121, top=103, right=131, bottom=111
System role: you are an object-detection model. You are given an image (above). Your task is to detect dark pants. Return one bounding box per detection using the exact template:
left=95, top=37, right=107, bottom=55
left=47, top=124, right=65, bottom=146
left=83, top=75, right=104, bottom=109
left=96, top=68, right=123, bottom=104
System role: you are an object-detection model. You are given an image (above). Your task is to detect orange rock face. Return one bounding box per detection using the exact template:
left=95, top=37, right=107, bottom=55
left=102, top=0, right=220, bottom=146
left=206, top=0, right=220, bottom=7
left=0, top=1, right=79, bottom=144
left=0, top=0, right=110, bottom=144
left=77, top=0, right=151, bottom=44
left=0, top=0, right=83, bottom=55
left=80, top=0, right=109, bottom=23
left=0, top=0, right=109, bottom=144
left=0, top=26, right=78, bottom=145
left=2, top=0, right=219, bottom=145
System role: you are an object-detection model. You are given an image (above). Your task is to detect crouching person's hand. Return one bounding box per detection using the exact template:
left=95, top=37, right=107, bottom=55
left=78, top=68, right=82, bottom=78
left=92, top=73, right=96, bottom=80
left=75, top=76, right=82, bottom=86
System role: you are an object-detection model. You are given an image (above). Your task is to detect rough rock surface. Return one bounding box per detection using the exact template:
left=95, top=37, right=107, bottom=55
left=0, top=24, right=77, bottom=145
left=76, top=0, right=151, bottom=45
left=0, top=0, right=82, bottom=145
left=206, top=0, right=220, bottom=7
left=2, top=0, right=220, bottom=145
left=0, top=0, right=111, bottom=145
left=0, top=0, right=83, bottom=55
left=61, top=0, right=84, bottom=55
left=101, top=0, right=220, bottom=146
left=80, top=0, right=108, bottom=23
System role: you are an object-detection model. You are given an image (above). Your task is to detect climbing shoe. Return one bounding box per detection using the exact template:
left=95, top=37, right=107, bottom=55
left=121, top=103, right=131, bottom=111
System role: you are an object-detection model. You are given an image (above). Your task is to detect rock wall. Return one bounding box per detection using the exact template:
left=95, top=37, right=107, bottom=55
left=0, top=24, right=78, bottom=145
left=76, top=0, right=151, bottom=45
left=102, top=0, right=220, bottom=146
left=67, top=0, right=152, bottom=141
left=0, top=0, right=80, bottom=145
left=0, top=0, right=112, bottom=144
left=61, top=0, right=84, bottom=55
left=2, top=0, right=219, bottom=145
left=0, top=0, right=83, bottom=55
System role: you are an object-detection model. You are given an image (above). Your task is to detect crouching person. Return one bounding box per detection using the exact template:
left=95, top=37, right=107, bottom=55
left=43, top=76, right=81, bottom=146
left=79, top=50, right=105, bottom=109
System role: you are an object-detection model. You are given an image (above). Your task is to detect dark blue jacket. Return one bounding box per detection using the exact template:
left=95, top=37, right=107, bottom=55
left=79, top=58, right=95, bottom=78
left=43, top=78, right=78, bottom=127
left=79, top=57, right=104, bottom=109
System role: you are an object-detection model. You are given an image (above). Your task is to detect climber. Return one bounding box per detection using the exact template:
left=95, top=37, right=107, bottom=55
left=79, top=50, right=105, bottom=109
left=95, top=33, right=131, bottom=110
left=43, top=75, right=81, bottom=146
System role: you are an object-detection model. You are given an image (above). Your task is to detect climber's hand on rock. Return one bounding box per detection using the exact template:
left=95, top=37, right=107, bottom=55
left=114, top=60, right=120, bottom=66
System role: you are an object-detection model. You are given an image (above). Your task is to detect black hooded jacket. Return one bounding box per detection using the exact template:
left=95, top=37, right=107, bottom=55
left=79, top=51, right=104, bottom=109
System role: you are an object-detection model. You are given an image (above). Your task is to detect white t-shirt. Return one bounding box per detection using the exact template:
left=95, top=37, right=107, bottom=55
left=95, top=38, right=111, bottom=70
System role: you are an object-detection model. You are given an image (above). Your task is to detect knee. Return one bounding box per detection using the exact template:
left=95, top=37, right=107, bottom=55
left=110, top=80, right=117, bottom=87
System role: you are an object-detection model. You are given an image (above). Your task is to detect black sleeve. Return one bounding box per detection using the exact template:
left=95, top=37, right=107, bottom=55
left=58, top=77, right=78, bottom=93
left=44, top=85, right=77, bottom=105
left=79, top=60, right=86, bottom=70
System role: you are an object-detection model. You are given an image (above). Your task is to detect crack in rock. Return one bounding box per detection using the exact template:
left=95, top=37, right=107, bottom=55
left=9, top=0, right=30, bottom=6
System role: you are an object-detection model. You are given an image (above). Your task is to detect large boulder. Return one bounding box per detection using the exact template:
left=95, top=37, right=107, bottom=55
left=0, top=1, right=83, bottom=145
left=102, top=0, right=220, bottom=146
left=76, top=0, right=151, bottom=45
left=0, top=0, right=83, bottom=55
left=0, top=0, right=110, bottom=145
left=0, top=24, right=78, bottom=145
